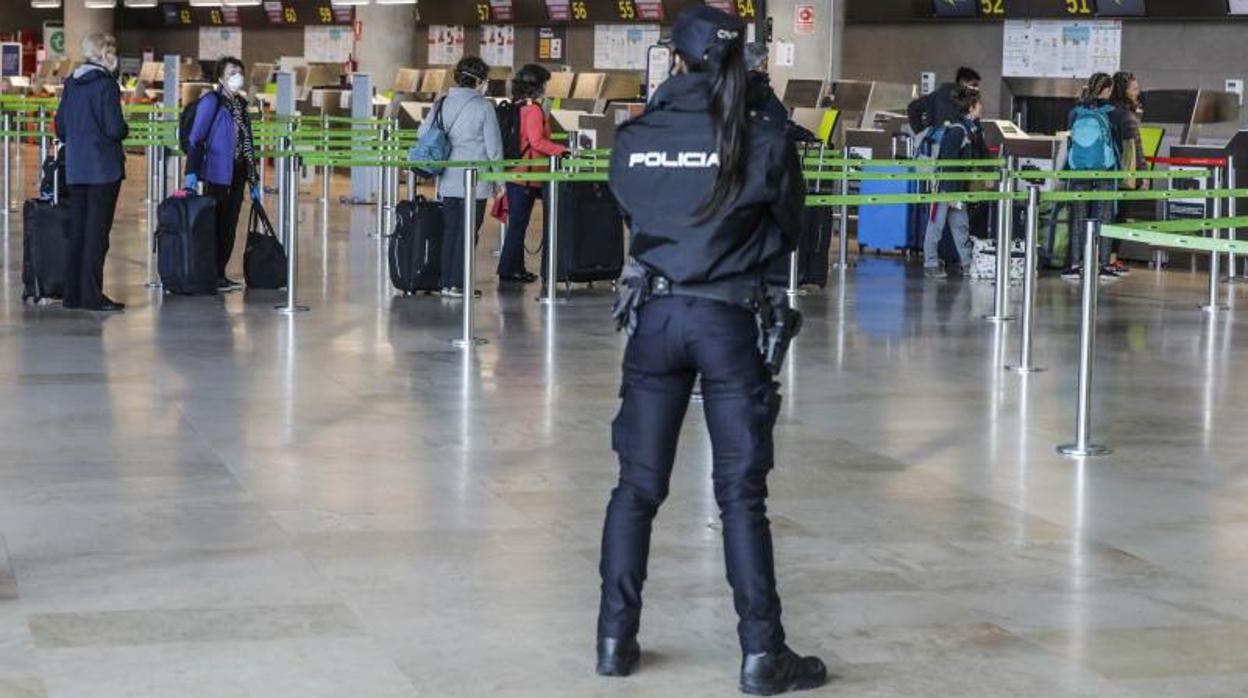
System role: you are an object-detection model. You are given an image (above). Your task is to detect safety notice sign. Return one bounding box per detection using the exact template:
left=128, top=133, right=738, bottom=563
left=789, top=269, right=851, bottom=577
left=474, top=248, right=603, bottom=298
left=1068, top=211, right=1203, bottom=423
left=795, top=4, right=815, bottom=35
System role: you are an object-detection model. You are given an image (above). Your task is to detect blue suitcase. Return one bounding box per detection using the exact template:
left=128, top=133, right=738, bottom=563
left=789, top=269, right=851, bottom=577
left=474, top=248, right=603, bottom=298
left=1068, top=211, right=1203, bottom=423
left=856, top=165, right=916, bottom=253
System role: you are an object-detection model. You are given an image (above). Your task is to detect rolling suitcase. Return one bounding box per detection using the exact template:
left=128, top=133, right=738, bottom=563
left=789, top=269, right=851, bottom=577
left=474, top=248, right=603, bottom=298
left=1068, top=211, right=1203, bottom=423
left=542, top=181, right=625, bottom=284
left=156, top=191, right=218, bottom=295
left=243, top=203, right=287, bottom=290
left=22, top=150, right=70, bottom=303
left=21, top=198, right=69, bottom=303
left=857, top=165, right=916, bottom=253
left=767, top=205, right=834, bottom=288
left=389, top=196, right=444, bottom=295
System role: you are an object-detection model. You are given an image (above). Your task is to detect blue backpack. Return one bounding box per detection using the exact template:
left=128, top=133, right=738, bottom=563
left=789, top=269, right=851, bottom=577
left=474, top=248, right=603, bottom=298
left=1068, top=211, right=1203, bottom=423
left=409, top=96, right=466, bottom=178
left=916, top=122, right=968, bottom=161
left=1067, top=104, right=1119, bottom=171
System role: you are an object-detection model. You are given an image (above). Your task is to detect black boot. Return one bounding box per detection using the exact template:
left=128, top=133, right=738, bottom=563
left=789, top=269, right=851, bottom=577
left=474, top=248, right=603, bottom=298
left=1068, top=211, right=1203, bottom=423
left=596, top=637, right=640, bottom=677
left=739, top=645, right=827, bottom=695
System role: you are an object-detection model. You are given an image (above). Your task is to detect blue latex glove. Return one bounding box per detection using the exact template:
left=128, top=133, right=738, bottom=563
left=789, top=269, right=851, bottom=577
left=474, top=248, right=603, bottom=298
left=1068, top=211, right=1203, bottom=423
left=250, top=183, right=261, bottom=203
left=183, top=173, right=198, bottom=191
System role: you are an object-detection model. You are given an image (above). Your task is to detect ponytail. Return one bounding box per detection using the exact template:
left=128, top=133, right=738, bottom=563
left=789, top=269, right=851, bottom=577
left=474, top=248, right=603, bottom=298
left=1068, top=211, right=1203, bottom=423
left=689, top=41, right=749, bottom=221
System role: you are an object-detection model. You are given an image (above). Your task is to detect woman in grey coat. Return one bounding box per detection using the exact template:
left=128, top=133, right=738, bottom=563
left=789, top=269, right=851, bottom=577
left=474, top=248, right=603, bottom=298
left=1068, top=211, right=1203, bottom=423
left=416, top=56, right=503, bottom=297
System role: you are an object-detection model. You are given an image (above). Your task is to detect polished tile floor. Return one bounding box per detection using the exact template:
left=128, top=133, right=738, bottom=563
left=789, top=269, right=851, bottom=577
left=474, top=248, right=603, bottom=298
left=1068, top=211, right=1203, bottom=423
left=1, top=151, right=1247, bottom=696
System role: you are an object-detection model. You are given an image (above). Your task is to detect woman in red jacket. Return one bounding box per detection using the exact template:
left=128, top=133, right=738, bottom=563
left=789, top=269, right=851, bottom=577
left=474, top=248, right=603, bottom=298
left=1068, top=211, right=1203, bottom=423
left=498, top=64, right=568, bottom=283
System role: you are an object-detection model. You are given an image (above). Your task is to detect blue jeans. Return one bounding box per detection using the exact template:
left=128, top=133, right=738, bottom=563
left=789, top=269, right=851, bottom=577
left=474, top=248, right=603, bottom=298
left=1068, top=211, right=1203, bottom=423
left=923, top=202, right=973, bottom=269
left=1068, top=179, right=1116, bottom=269
left=498, top=183, right=544, bottom=277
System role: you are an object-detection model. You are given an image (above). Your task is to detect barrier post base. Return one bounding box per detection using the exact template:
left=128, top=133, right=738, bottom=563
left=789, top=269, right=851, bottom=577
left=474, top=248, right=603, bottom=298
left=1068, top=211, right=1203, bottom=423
left=1200, top=303, right=1229, bottom=313
left=831, top=262, right=855, bottom=271
left=275, top=305, right=310, bottom=314
left=983, top=314, right=1015, bottom=323
left=536, top=296, right=569, bottom=305
left=786, top=288, right=809, bottom=297
left=145, top=281, right=162, bottom=290
left=450, top=337, right=488, bottom=348
left=1005, top=365, right=1046, bottom=374
left=1057, top=443, right=1111, bottom=458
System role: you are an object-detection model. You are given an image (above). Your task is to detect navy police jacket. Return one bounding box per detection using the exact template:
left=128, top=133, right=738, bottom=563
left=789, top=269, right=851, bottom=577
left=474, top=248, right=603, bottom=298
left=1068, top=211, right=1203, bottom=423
left=609, top=72, right=805, bottom=284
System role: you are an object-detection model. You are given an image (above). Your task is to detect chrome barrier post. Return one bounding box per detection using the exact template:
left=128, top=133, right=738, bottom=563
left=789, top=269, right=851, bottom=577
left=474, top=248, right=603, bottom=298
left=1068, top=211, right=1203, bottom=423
left=452, top=168, right=487, bottom=347
left=985, top=160, right=1016, bottom=322
left=1059, top=220, right=1111, bottom=458
left=2, top=112, right=11, bottom=215
left=275, top=133, right=288, bottom=247
left=832, top=160, right=853, bottom=270
left=146, top=143, right=168, bottom=290
left=539, top=155, right=567, bottom=305
left=319, top=112, right=330, bottom=204
left=1008, top=185, right=1044, bottom=373
left=1201, top=166, right=1227, bottom=312
left=494, top=219, right=506, bottom=258
left=1224, top=156, right=1239, bottom=282
left=322, top=157, right=332, bottom=206
left=37, top=106, right=48, bottom=169
left=13, top=111, right=22, bottom=198
left=277, top=153, right=309, bottom=314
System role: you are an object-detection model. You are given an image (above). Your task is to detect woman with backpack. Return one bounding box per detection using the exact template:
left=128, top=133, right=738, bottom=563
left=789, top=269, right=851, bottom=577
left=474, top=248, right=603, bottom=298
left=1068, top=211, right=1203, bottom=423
left=415, top=56, right=503, bottom=298
left=183, top=56, right=260, bottom=292
left=496, top=64, right=568, bottom=284
left=1063, top=72, right=1132, bottom=280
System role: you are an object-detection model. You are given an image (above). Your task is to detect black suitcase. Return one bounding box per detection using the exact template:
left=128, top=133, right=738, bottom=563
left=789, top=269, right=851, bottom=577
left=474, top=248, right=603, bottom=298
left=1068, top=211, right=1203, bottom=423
left=389, top=197, right=444, bottom=295
left=243, top=203, right=287, bottom=289
left=767, top=205, right=833, bottom=288
left=542, top=181, right=625, bottom=284
left=157, top=192, right=218, bottom=295
left=21, top=198, right=69, bottom=302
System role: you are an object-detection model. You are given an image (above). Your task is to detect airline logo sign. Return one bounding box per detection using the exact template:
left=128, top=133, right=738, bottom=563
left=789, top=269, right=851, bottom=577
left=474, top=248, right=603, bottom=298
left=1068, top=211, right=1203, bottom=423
left=795, top=4, right=815, bottom=35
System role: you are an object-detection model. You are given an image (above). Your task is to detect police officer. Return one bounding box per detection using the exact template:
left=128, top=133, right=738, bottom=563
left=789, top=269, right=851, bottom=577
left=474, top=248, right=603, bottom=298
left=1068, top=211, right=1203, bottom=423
left=595, top=7, right=827, bottom=695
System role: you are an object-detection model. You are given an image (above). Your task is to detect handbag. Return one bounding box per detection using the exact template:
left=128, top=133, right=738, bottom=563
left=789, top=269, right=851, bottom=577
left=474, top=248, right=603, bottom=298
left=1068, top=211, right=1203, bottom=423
left=243, top=202, right=288, bottom=290
left=409, top=96, right=469, bottom=178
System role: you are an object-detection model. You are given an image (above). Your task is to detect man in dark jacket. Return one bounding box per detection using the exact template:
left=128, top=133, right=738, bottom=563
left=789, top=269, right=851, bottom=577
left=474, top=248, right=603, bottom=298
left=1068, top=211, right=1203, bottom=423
left=54, top=33, right=129, bottom=312
left=907, top=66, right=981, bottom=135
left=743, top=42, right=818, bottom=143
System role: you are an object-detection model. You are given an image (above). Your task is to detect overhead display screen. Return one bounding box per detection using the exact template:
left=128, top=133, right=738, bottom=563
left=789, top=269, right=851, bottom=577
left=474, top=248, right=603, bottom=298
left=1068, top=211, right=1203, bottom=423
left=933, top=0, right=981, bottom=17
left=1229, top=0, right=1248, bottom=14
left=1096, top=0, right=1147, bottom=15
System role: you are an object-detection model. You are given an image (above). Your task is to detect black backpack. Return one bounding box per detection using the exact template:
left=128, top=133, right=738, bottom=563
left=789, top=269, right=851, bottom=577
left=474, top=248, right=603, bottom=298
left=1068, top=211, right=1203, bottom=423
left=495, top=100, right=523, bottom=160
left=179, top=91, right=223, bottom=155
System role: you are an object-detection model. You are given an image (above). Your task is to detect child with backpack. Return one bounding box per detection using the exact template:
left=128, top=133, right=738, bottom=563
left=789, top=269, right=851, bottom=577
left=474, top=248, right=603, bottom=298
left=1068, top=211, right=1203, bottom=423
left=1063, top=72, right=1132, bottom=280
left=921, top=86, right=984, bottom=279
left=495, top=64, right=568, bottom=284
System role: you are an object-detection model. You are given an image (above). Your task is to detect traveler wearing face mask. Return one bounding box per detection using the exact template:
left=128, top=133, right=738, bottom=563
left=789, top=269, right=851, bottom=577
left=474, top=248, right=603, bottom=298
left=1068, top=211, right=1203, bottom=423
left=54, top=33, right=129, bottom=312
left=184, top=56, right=260, bottom=292
left=416, top=55, right=503, bottom=298
left=497, top=64, right=567, bottom=284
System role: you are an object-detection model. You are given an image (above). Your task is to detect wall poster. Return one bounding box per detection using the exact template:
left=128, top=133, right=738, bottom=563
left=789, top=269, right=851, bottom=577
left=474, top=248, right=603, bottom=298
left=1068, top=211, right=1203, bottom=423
left=428, top=25, right=465, bottom=66
left=304, top=25, right=354, bottom=63
left=480, top=25, right=515, bottom=69
left=593, top=24, right=661, bottom=71
left=1002, top=19, right=1121, bottom=79
left=198, top=26, right=242, bottom=61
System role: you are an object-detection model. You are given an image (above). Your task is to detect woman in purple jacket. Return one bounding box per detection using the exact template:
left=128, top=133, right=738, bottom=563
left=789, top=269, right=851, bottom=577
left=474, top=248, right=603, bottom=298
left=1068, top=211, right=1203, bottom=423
left=183, top=56, right=259, bottom=291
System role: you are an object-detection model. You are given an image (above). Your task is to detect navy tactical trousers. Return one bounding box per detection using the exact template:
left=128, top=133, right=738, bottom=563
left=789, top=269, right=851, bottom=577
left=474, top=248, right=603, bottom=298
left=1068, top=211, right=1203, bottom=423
left=597, top=296, right=786, bottom=654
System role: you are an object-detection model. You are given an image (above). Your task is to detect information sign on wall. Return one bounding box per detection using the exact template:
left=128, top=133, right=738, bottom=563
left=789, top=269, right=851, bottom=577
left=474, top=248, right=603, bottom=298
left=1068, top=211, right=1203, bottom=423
left=1002, top=19, right=1121, bottom=78
left=794, top=4, right=816, bottom=35
left=198, top=27, right=242, bottom=61
left=305, top=25, right=354, bottom=63
left=537, top=26, right=566, bottom=61
left=43, top=22, right=64, bottom=60
left=480, top=25, right=515, bottom=69
left=593, top=24, right=660, bottom=71
left=428, top=25, right=466, bottom=66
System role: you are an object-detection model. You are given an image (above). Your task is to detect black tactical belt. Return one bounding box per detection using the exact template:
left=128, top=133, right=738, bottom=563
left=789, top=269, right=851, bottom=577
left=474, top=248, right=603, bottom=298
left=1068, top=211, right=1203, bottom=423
left=648, top=275, right=761, bottom=309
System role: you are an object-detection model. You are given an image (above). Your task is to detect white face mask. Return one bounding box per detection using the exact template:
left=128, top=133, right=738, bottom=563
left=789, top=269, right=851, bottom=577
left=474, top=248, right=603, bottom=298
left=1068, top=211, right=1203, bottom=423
left=225, top=73, right=245, bottom=93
